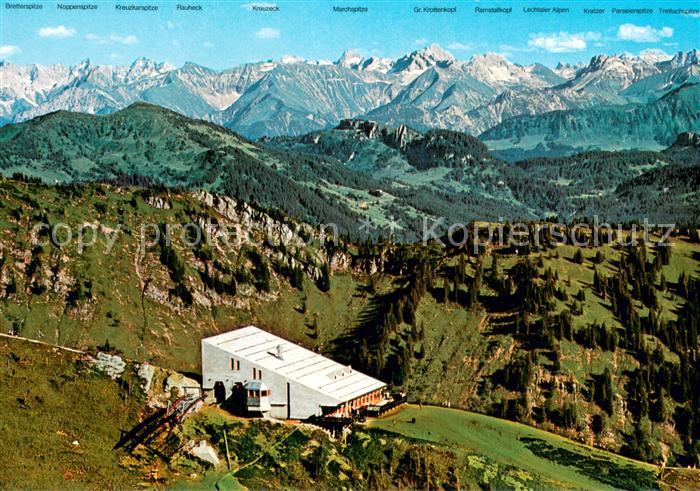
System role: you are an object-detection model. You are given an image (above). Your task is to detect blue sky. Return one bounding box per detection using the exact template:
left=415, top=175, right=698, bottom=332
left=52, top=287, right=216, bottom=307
left=1, top=1, right=698, bottom=69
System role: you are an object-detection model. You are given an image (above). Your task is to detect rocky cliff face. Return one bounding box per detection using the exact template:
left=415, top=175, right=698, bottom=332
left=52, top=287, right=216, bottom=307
left=675, top=131, right=700, bottom=147
left=335, top=119, right=420, bottom=149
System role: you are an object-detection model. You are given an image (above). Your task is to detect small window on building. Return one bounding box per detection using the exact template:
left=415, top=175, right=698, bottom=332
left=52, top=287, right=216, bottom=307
left=231, top=358, right=240, bottom=370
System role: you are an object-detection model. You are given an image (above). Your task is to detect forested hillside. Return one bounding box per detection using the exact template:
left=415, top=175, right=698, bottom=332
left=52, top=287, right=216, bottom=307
left=0, top=177, right=697, bottom=468
left=481, top=83, right=700, bottom=158
left=268, top=120, right=700, bottom=224
left=2, top=106, right=699, bottom=238
left=0, top=104, right=529, bottom=239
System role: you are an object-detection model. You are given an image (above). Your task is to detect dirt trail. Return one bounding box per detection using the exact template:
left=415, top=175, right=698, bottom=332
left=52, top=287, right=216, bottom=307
left=0, top=331, right=85, bottom=354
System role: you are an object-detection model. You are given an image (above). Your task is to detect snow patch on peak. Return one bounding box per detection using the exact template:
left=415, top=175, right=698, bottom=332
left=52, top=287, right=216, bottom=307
left=639, top=49, right=672, bottom=64
left=391, top=44, right=455, bottom=82
left=469, top=52, right=509, bottom=64
left=419, top=44, right=455, bottom=62
left=280, top=55, right=304, bottom=64
left=465, top=53, right=560, bottom=89
left=360, top=56, right=394, bottom=73
left=554, top=61, right=584, bottom=79
left=337, top=49, right=364, bottom=69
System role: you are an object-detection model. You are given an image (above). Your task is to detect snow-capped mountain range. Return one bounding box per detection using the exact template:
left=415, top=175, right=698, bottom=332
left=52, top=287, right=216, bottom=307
left=1, top=45, right=698, bottom=139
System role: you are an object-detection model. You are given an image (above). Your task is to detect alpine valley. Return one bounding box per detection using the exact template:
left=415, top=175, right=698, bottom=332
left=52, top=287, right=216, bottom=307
left=2, top=44, right=700, bottom=491
left=2, top=45, right=699, bottom=157
left=1, top=104, right=699, bottom=241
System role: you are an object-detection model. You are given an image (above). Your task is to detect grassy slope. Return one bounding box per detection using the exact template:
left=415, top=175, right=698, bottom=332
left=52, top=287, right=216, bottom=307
left=369, top=404, right=659, bottom=490
left=179, top=405, right=626, bottom=490
left=0, top=336, right=145, bottom=489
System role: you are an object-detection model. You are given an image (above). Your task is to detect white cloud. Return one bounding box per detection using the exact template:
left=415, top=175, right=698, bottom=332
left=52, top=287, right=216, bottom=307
left=112, top=34, right=138, bottom=45
left=617, top=24, right=673, bottom=43
left=255, top=27, right=280, bottom=39
left=528, top=31, right=600, bottom=53
left=86, top=33, right=138, bottom=45
left=38, top=25, right=76, bottom=38
left=414, top=38, right=428, bottom=46
left=203, top=41, right=215, bottom=48
left=0, top=45, right=21, bottom=57
left=447, top=42, right=473, bottom=51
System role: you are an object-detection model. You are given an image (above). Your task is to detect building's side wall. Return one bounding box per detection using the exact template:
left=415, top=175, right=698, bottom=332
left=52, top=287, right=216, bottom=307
left=201, top=342, right=247, bottom=394
left=287, top=381, right=338, bottom=420
left=201, top=341, right=341, bottom=419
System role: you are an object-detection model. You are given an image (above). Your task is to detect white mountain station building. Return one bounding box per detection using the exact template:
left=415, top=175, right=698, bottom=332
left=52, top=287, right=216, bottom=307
left=201, top=326, right=386, bottom=420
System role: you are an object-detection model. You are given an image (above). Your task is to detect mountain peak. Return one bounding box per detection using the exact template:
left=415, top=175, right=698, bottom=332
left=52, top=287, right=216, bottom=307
left=466, top=52, right=512, bottom=72
left=638, top=49, right=672, bottom=64
left=464, top=52, right=551, bottom=87
left=391, top=44, right=454, bottom=77
left=554, top=61, right=584, bottom=79
left=419, top=44, right=455, bottom=62
left=662, top=49, right=700, bottom=69
left=359, top=56, right=394, bottom=73
left=125, top=57, right=172, bottom=79
left=179, top=61, right=214, bottom=74
left=335, top=118, right=419, bottom=149
left=583, top=52, right=657, bottom=73
left=470, top=52, right=508, bottom=64
left=337, top=49, right=364, bottom=69
left=280, top=54, right=305, bottom=64
left=129, top=56, right=157, bottom=69
left=336, top=50, right=394, bottom=73
left=563, top=53, right=662, bottom=93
